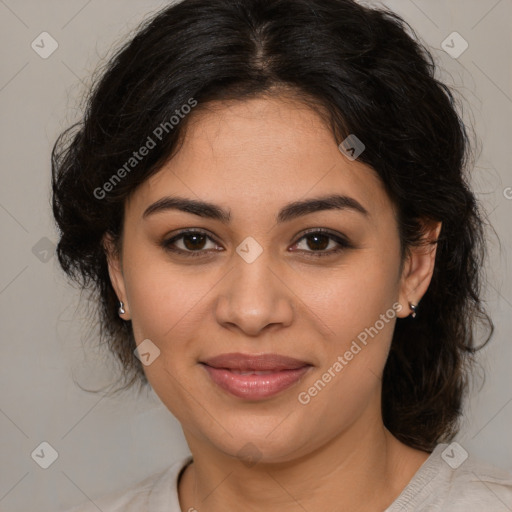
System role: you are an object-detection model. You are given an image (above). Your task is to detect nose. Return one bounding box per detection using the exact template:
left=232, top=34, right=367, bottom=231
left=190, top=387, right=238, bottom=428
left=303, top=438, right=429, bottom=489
left=214, top=254, right=295, bottom=337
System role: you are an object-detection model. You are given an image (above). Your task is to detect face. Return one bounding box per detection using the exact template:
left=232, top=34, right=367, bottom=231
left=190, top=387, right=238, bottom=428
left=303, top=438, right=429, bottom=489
left=107, top=95, right=438, bottom=463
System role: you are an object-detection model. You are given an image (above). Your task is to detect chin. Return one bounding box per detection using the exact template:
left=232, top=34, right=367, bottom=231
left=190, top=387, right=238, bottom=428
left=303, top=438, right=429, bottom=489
left=198, top=415, right=320, bottom=465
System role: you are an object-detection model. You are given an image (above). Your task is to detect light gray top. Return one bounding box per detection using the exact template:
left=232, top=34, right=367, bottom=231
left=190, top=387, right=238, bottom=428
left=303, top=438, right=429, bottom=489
left=65, top=443, right=512, bottom=511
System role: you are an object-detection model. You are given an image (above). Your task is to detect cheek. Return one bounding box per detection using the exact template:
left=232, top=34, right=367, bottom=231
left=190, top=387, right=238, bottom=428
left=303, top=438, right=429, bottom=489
left=121, top=255, right=223, bottom=403
left=122, top=259, right=208, bottom=421
left=292, top=246, right=401, bottom=397
left=122, top=246, right=212, bottom=342
left=293, top=248, right=401, bottom=342
left=292, top=274, right=400, bottom=444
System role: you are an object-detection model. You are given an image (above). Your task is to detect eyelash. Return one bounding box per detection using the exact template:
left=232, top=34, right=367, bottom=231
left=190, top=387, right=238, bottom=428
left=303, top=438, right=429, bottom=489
left=161, top=228, right=353, bottom=258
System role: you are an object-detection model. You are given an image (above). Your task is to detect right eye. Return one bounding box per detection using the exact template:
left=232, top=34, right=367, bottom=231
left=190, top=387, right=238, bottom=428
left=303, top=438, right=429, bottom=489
left=161, top=229, right=223, bottom=257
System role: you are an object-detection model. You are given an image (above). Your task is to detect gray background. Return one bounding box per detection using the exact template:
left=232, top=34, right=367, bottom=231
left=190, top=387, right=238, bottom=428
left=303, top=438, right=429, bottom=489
left=0, top=1, right=511, bottom=511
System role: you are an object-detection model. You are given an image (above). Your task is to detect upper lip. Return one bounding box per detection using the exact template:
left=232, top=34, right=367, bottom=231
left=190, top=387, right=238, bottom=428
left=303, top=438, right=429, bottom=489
left=201, top=353, right=310, bottom=371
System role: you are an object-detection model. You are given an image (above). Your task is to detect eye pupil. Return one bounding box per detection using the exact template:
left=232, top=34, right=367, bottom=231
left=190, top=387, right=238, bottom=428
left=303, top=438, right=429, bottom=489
left=183, top=233, right=207, bottom=250
left=307, top=233, right=329, bottom=251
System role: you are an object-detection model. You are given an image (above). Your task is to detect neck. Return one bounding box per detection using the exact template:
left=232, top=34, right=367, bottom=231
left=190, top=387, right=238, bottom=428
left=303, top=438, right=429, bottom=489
left=178, top=417, right=430, bottom=512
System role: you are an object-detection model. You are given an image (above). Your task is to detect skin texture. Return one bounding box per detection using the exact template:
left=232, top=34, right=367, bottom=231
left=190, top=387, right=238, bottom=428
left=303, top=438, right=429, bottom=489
left=106, top=95, right=441, bottom=511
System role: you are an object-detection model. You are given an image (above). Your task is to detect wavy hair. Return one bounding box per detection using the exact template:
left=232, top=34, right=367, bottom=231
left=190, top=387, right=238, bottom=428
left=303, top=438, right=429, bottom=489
left=51, top=0, right=493, bottom=452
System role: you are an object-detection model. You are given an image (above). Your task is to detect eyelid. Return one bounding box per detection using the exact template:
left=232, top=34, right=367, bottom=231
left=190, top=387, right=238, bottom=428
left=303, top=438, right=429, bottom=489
left=162, top=228, right=222, bottom=255
left=165, top=227, right=218, bottom=243
left=290, top=227, right=353, bottom=255
left=161, top=227, right=352, bottom=257
left=294, top=227, right=351, bottom=244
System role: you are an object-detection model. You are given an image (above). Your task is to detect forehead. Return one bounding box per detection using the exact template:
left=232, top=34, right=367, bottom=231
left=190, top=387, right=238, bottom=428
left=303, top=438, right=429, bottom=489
left=126, top=95, right=392, bottom=221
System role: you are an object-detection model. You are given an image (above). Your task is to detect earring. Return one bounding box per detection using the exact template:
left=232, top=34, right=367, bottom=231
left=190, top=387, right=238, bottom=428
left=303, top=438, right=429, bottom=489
left=409, top=302, right=417, bottom=318
left=118, top=301, right=126, bottom=315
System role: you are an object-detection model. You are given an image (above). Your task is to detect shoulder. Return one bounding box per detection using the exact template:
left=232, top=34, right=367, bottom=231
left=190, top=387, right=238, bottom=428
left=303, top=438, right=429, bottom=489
left=62, top=455, right=193, bottom=512
left=444, top=446, right=512, bottom=510
left=388, top=443, right=512, bottom=511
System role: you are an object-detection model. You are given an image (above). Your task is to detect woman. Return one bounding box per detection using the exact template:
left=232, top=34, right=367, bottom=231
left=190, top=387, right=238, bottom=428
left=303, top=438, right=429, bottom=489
left=53, top=0, right=512, bottom=510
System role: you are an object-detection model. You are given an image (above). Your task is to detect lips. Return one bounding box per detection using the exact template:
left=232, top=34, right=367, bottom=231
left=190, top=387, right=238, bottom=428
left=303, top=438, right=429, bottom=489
left=200, top=353, right=312, bottom=400
left=202, top=353, right=309, bottom=371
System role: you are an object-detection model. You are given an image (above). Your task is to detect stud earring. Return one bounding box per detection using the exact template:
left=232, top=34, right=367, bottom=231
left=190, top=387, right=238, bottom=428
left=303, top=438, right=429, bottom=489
left=118, top=301, right=126, bottom=316
left=409, top=302, right=417, bottom=318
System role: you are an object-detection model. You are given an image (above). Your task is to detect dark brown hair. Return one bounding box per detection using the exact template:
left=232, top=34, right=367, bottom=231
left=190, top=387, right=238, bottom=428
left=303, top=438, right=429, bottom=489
left=51, top=0, right=493, bottom=452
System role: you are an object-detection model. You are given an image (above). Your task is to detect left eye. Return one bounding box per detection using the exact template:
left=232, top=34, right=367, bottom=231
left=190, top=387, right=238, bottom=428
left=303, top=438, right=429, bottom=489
left=291, top=230, right=351, bottom=256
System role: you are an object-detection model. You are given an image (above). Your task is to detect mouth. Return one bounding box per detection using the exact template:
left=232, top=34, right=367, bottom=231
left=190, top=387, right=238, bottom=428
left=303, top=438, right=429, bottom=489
left=200, top=353, right=312, bottom=400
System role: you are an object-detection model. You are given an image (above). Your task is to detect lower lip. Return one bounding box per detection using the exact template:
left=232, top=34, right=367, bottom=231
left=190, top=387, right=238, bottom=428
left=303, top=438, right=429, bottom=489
left=201, top=364, right=311, bottom=400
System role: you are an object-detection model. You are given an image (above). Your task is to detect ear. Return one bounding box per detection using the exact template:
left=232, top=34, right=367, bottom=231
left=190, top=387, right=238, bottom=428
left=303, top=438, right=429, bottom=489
left=103, top=233, right=131, bottom=320
left=396, top=221, right=442, bottom=319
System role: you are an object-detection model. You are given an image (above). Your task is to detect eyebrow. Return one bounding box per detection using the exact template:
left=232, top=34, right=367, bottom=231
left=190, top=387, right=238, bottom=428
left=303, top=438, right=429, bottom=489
left=142, top=194, right=369, bottom=223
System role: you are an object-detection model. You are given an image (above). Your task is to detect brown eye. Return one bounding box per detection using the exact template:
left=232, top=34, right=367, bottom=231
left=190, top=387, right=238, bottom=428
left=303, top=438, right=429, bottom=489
left=182, top=232, right=208, bottom=251
left=291, top=229, right=352, bottom=257
left=303, top=233, right=330, bottom=251
left=162, top=229, right=221, bottom=257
